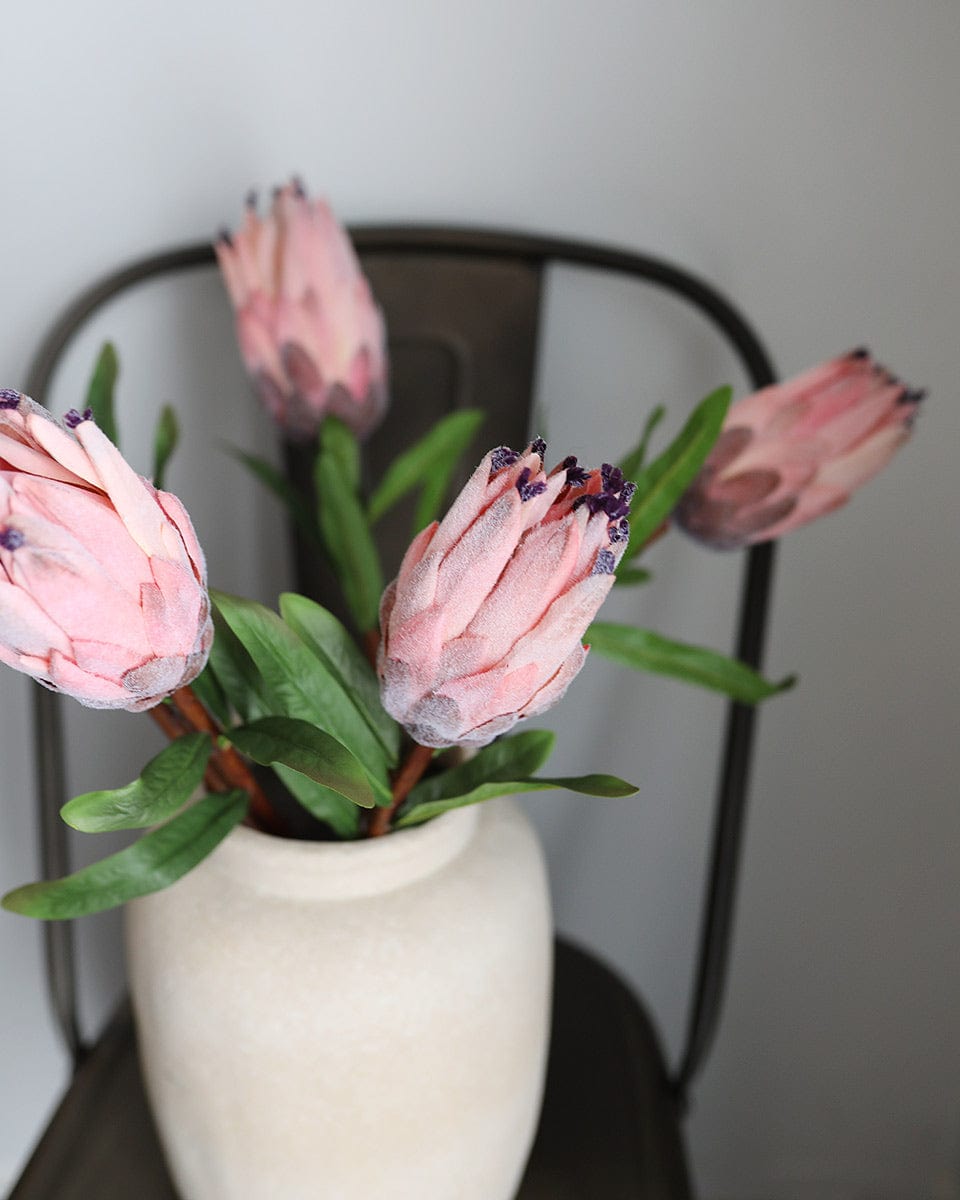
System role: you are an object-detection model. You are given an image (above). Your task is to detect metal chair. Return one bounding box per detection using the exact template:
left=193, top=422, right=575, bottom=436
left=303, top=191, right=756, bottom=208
left=10, top=227, right=777, bottom=1199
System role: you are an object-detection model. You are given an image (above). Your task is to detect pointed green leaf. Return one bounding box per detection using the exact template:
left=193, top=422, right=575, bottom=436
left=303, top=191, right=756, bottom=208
left=207, top=607, right=270, bottom=723
left=586, top=621, right=796, bottom=702
left=189, top=661, right=231, bottom=728
left=227, top=447, right=323, bottom=550
left=314, top=429, right=383, bottom=633
left=397, top=731, right=636, bottom=827
left=398, top=730, right=554, bottom=822
left=152, top=404, right=179, bottom=490
left=85, top=342, right=119, bottom=446
left=2, top=791, right=247, bottom=920
left=60, top=732, right=212, bottom=832
left=272, top=765, right=361, bottom=839
left=619, top=404, right=666, bottom=480
left=279, top=593, right=399, bottom=765
left=320, top=415, right=360, bottom=491
left=367, top=409, right=485, bottom=527
left=210, top=592, right=390, bottom=799
left=623, top=386, right=731, bottom=561
left=613, top=566, right=653, bottom=587
left=227, top=717, right=378, bottom=810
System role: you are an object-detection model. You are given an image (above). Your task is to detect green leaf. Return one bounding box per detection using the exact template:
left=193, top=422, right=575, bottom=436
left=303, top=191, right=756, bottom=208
left=320, top=415, right=360, bottom=492
left=152, top=404, right=179, bottom=490
left=60, top=732, right=212, bottom=832
left=623, top=385, right=731, bottom=561
left=227, top=447, right=323, bottom=550
left=210, top=592, right=391, bottom=800
left=207, top=608, right=270, bottom=723
left=586, top=621, right=796, bottom=703
left=85, top=342, right=119, bottom=446
left=619, top=404, right=666, bottom=480
left=279, top=593, right=399, bottom=765
left=397, top=730, right=636, bottom=827
left=2, top=791, right=247, bottom=920
left=613, top=566, right=653, bottom=587
left=314, top=431, right=383, bottom=633
left=366, top=409, right=485, bottom=528
left=189, top=660, right=231, bottom=728
left=273, top=765, right=361, bottom=839
left=227, top=717, right=378, bottom=810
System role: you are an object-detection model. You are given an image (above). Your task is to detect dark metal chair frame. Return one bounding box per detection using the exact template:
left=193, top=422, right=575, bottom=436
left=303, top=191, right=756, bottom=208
left=16, top=226, right=777, bottom=1198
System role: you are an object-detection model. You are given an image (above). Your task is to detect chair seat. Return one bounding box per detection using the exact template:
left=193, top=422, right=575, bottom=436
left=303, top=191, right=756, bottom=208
left=10, top=937, right=691, bottom=1200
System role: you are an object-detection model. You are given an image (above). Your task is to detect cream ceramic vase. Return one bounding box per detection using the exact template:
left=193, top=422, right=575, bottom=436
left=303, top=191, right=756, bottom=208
left=125, top=798, right=552, bottom=1200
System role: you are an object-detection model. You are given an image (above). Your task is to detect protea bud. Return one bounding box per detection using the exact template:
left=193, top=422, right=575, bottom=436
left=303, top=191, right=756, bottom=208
left=0, top=391, right=212, bottom=711
left=378, top=441, right=633, bottom=748
left=215, top=180, right=388, bottom=441
left=675, top=350, right=923, bottom=549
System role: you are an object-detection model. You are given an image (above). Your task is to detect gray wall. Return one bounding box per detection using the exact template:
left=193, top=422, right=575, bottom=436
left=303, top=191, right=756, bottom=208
left=1, top=3, right=957, bottom=1196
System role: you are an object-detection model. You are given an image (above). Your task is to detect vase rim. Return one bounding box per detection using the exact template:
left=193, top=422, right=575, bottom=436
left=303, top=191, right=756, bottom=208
left=205, top=803, right=483, bottom=900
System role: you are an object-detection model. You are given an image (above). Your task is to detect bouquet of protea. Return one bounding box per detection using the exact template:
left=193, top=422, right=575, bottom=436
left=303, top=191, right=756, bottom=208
left=0, top=187, right=922, bottom=920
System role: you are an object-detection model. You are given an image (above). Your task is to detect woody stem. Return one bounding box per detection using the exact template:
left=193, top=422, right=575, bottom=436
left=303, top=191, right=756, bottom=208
left=149, top=687, right=285, bottom=836
left=367, top=742, right=434, bottom=838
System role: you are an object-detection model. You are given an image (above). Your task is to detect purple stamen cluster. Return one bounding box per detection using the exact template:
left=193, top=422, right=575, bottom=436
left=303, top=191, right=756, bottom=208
left=573, top=471, right=635, bottom=522
left=530, top=436, right=546, bottom=461
left=608, top=518, right=630, bottom=543
left=591, top=548, right=616, bottom=576
left=0, top=388, right=20, bottom=409
left=0, top=527, right=25, bottom=551
left=562, top=455, right=590, bottom=487
left=490, top=446, right=520, bottom=473
left=65, top=408, right=94, bottom=429
left=516, top=467, right=547, bottom=502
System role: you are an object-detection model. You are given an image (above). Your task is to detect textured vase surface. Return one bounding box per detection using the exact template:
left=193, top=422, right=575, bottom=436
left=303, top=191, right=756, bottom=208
left=125, top=798, right=552, bottom=1200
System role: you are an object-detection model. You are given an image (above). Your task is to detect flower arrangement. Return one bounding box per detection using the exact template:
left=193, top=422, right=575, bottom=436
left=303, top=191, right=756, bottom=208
left=0, top=184, right=922, bottom=920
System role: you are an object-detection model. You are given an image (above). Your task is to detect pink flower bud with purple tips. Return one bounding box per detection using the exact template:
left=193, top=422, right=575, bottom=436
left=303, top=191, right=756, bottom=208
left=215, top=181, right=388, bottom=441
left=675, top=350, right=923, bottom=549
left=0, top=391, right=213, bottom=711
left=377, top=441, right=634, bottom=748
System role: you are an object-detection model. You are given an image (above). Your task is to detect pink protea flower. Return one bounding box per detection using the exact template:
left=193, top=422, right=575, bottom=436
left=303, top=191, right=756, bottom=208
left=378, top=440, right=634, bottom=748
left=675, top=349, right=924, bottom=549
left=0, top=391, right=213, bottom=711
left=215, top=180, right=388, bottom=441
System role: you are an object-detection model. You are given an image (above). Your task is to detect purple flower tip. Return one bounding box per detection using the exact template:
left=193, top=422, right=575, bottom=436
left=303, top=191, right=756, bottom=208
left=562, top=455, right=590, bottom=487
left=591, top=548, right=616, bottom=576
left=291, top=175, right=307, bottom=198
left=217, top=227, right=234, bottom=247
left=64, top=408, right=94, bottom=429
left=516, top=467, right=548, bottom=502
left=0, top=526, right=25, bottom=551
left=0, top=388, right=20, bottom=409
left=245, top=189, right=258, bottom=210
left=490, top=446, right=520, bottom=473
left=608, top=518, right=630, bottom=544
left=530, top=436, right=547, bottom=460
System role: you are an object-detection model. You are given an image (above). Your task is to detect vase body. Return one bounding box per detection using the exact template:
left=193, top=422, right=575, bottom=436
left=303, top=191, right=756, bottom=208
left=125, top=798, right=552, bottom=1200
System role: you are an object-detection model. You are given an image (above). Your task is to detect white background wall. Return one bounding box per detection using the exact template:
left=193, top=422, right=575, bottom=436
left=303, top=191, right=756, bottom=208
left=1, top=3, right=958, bottom=1197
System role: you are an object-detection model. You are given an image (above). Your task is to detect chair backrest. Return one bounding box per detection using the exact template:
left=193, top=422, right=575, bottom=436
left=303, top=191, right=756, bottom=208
left=24, top=226, right=777, bottom=1107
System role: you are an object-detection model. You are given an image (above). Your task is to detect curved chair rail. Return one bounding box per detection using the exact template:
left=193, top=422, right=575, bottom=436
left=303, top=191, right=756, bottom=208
left=24, top=226, right=777, bottom=1105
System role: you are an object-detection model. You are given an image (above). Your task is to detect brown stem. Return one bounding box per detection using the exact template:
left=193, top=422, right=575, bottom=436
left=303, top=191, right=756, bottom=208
left=367, top=742, right=434, bottom=838
left=146, top=686, right=286, bottom=836
left=150, top=697, right=230, bottom=793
